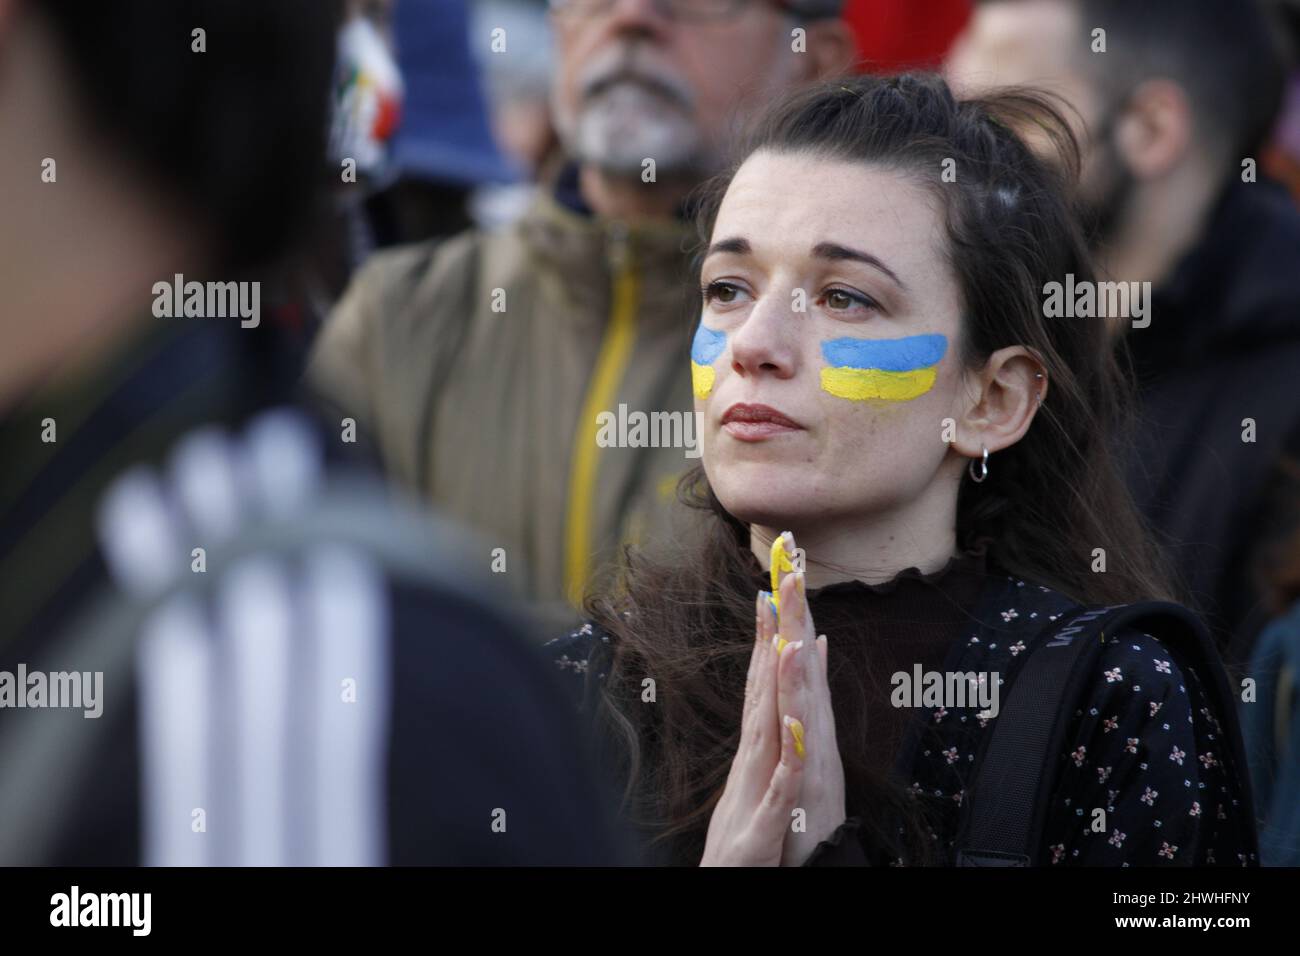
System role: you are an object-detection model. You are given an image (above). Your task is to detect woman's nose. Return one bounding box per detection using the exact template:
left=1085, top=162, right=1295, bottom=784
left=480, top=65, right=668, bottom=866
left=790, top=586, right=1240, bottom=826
left=728, top=291, right=799, bottom=380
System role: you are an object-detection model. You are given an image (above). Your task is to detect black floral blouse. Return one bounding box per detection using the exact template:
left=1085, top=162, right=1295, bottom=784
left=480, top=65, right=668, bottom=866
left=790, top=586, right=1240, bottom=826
left=543, top=571, right=1259, bottom=867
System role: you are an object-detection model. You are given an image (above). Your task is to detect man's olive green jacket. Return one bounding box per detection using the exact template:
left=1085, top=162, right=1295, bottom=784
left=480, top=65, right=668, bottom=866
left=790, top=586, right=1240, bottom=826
left=309, top=182, right=702, bottom=635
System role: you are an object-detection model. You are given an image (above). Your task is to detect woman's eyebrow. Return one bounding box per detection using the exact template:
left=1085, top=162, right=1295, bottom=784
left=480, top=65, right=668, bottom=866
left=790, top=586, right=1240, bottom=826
left=704, top=237, right=907, bottom=292
left=811, top=241, right=907, bottom=290
left=704, top=236, right=751, bottom=259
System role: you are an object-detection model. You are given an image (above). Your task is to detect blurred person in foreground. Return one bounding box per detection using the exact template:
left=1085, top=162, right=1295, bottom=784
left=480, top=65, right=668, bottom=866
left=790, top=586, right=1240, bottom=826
left=307, top=0, right=856, bottom=635
left=0, top=0, right=627, bottom=866
left=945, top=0, right=1300, bottom=670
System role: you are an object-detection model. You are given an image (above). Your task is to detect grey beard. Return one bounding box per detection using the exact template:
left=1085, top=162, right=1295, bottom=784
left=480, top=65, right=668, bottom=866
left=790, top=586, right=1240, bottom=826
left=566, top=85, right=709, bottom=180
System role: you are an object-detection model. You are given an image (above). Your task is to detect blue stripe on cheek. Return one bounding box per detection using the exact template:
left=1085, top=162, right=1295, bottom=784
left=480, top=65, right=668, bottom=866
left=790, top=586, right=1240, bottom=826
left=691, top=325, right=727, bottom=365
left=821, top=334, right=948, bottom=371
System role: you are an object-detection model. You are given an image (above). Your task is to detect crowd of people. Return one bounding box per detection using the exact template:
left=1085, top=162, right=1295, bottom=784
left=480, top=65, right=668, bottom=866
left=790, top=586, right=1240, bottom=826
left=2, top=0, right=1299, bottom=867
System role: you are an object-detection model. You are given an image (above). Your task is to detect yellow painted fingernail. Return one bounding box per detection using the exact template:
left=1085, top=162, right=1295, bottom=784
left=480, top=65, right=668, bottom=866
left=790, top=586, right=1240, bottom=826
left=775, top=637, right=788, bottom=653
left=784, top=715, right=806, bottom=759
left=769, top=532, right=795, bottom=611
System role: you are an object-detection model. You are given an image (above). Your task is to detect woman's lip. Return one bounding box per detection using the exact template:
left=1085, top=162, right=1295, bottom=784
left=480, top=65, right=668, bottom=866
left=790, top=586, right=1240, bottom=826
left=720, top=403, right=804, bottom=429
left=722, top=420, right=803, bottom=442
left=719, top=404, right=805, bottom=442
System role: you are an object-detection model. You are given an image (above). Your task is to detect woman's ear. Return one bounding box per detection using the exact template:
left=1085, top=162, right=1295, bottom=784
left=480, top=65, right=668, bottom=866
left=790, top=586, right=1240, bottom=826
left=952, top=346, right=1047, bottom=459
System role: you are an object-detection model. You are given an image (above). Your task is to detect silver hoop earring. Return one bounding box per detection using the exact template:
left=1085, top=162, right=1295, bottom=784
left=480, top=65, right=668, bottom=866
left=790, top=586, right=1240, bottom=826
left=969, top=446, right=989, bottom=483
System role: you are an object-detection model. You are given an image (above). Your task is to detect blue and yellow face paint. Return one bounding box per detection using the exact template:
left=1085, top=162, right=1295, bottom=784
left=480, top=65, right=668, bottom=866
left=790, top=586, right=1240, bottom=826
left=691, top=325, right=727, bottom=399
left=820, top=334, right=948, bottom=402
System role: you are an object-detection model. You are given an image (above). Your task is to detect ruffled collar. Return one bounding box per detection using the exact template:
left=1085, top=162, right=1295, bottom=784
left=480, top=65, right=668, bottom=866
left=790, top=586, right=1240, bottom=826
left=746, top=541, right=993, bottom=599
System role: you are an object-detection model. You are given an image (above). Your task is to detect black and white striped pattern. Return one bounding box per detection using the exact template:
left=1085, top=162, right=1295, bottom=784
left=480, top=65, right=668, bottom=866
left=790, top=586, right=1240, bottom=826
left=99, top=410, right=391, bottom=866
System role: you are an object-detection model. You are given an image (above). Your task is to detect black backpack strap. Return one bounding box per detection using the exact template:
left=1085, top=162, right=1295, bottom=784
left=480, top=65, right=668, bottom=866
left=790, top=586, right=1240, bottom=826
left=955, top=600, right=1249, bottom=866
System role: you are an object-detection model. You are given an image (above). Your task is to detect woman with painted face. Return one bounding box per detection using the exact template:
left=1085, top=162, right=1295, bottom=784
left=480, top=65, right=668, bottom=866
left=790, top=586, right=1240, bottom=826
left=545, top=74, right=1259, bottom=867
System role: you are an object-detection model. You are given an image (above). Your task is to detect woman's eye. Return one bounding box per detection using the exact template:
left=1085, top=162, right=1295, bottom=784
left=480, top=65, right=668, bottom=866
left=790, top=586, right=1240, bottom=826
left=821, top=288, right=876, bottom=313
left=703, top=281, right=744, bottom=305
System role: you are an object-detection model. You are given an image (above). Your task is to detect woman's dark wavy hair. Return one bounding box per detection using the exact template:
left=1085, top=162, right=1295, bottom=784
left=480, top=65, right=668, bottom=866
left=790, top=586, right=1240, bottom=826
left=582, top=73, right=1177, bottom=865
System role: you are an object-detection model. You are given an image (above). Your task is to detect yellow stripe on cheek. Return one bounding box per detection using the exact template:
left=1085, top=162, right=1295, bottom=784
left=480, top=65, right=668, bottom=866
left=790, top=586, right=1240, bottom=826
left=691, top=361, right=716, bottom=399
left=820, top=365, right=937, bottom=402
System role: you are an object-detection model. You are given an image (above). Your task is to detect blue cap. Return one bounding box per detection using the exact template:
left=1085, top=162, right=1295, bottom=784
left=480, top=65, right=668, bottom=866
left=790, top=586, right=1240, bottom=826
left=389, top=0, right=519, bottom=187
